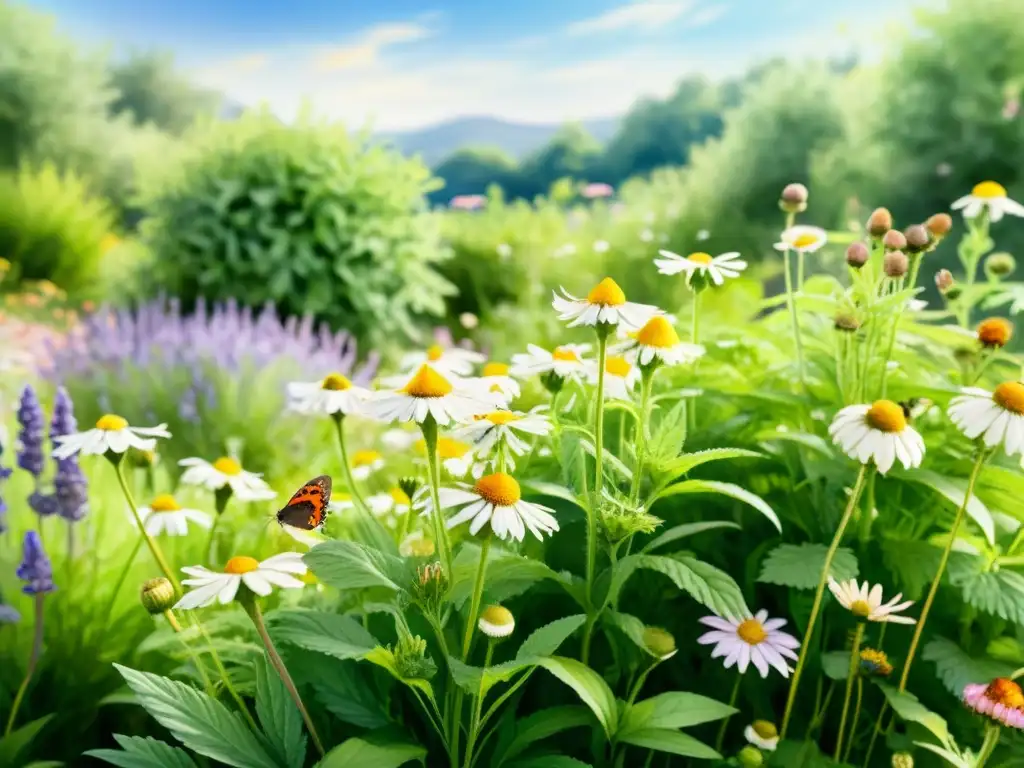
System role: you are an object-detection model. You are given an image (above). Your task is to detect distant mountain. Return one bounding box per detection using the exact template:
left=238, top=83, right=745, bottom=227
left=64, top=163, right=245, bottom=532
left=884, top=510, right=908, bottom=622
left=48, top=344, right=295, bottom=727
left=378, top=115, right=621, bottom=166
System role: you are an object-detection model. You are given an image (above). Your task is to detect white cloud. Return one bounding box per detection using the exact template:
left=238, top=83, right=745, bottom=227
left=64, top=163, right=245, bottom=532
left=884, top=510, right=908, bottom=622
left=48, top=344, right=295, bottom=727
left=313, top=22, right=432, bottom=72
left=567, top=0, right=696, bottom=36
left=684, top=3, right=729, bottom=27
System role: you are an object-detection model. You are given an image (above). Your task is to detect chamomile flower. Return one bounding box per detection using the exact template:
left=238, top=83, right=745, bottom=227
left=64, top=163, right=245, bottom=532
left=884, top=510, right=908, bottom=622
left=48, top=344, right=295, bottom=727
left=415, top=437, right=475, bottom=477
left=349, top=449, right=385, bottom=480
left=697, top=610, right=800, bottom=678
left=452, top=410, right=552, bottom=458
left=615, top=315, right=705, bottom=367
left=552, top=277, right=659, bottom=329
left=135, top=494, right=212, bottom=537
left=368, top=487, right=412, bottom=520
left=654, top=250, right=747, bottom=287
left=369, top=364, right=503, bottom=426
left=744, top=721, right=779, bottom=751
left=400, top=344, right=485, bottom=377
left=287, top=373, right=371, bottom=417
left=478, top=605, right=515, bottom=638
left=952, top=181, right=1024, bottom=222
left=477, top=362, right=521, bottom=401
left=52, top=414, right=170, bottom=460
left=828, top=578, right=915, bottom=624
left=589, top=356, right=641, bottom=400
left=963, top=678, right=1024, bottom=728
left=175, top=552, right=307, bottom=610
left=511, top=344, right=590, bottom=381
left=949, top=383, right=1024, bottom=456
left=178, top=457, right=277, bottom=502
left=425, top=472, right=558, bottom=542
left=828, top=400, right=926, bottom=475
left=774, top=225, right=828, bottom=254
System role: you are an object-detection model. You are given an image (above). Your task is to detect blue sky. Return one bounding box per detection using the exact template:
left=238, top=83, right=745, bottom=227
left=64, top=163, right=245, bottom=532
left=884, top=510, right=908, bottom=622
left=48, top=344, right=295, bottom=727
left=27, top=0, right=926, bottom=130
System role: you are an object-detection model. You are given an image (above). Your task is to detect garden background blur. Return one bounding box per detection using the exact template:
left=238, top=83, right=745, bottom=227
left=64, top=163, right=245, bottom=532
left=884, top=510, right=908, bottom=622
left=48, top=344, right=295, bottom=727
left=2, top=0, right=1024, bottom=763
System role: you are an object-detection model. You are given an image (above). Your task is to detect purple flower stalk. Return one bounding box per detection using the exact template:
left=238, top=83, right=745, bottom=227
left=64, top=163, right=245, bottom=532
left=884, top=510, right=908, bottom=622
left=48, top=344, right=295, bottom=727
left=16, top=531, right=56, bottom=595
left=49, top=387, right=77, bottom=442
left=28, top=491, right=59, bottom=518
left=54, top=459, right=88, bottom=522
left=16, top=386, right=45, bottom=477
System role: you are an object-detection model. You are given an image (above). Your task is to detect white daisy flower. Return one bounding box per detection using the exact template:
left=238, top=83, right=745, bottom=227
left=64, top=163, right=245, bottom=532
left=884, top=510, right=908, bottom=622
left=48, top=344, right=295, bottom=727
left=400, top=344, right=485, bottom=377
left=52, top=414, right=170, bottom=460
left=588, top=355, right=641, bottom=401
left=697, top=610, right=800, bottom=678
left=510, top=343, right=591, bottom=381
left=477, top=361, right=521, bottom=401
left=287, top=372, right=371, bottom=417
left=774, top=225, right=828, bottom=254
left=952, top=181, right=1024, bottom=222
left=654, top=250, right=747, bottom=287
left=948, top=382, right=1024, bottom=456
left=452, top=410, right=552, bottom=458
left=828, top=578, right=916, bottom=624
left=368, top=364, right=503, bottom=427
left=828, top=400, right=926, bottom=475
left=174, top=552, right=307, bottom=610
left=552, top=277, right=659, bottom=330
left=135, top=494, right=212, bottom=537
left=178, top=457, right=277, bottom=502
left=367, top=487, right=412, bottom=521
left=478, top=605, right=515, bottom=638
left=349, top=449, right=385, bottom=480
left=399, top=530, right=435, bottom=557
left=615, top=315, right=705, bottom=368
left=744, top=721, right=779, bottom=751
left=382, top=427, right=419, bottom=450
left=423, top=472, right=558, bottom=542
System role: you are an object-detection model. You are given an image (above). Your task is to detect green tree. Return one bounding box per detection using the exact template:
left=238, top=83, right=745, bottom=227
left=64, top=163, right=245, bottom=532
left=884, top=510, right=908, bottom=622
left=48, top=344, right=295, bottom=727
left=431, top=145, right=517, bottom=204
left=516, top=123, right=603, bottom=198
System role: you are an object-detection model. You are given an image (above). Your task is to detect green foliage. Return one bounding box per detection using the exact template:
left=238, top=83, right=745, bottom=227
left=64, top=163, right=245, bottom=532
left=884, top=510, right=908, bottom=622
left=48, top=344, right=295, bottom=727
left=136, top=109, right=454, bottom=344
left=318, top=735, right=426, bottom=768
left=922, top=637, right=1014, bottom=697
left=758, top=544, right=859, bottom=590
left=86, top=734, right=200, bottom=768
left=108, top=51, right=222, bottom=135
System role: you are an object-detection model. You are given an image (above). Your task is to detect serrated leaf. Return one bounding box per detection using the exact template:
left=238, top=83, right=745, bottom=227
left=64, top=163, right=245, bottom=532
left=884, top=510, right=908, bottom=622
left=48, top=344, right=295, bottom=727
left=516, top=615, right=586, bottom=660
left=318, top=735, right=426, bottom=767
left=647, top=400, right=687, bottom=462
left=897, top=469, right=995, bottom=545
left=537, top=657, right=617, bottom=737
left=266, top=608, right=377, bottom=661
left=922, top=637, right=1014, bottom=697
left=758, top=544, right=858, bottom=590
left=493, top=706, right=592, bottom=766
left=616, top=728, right=719, bottom=759
left=654, top=479, right=781, bottom=532
left=876, top=683, right=949, bottom=744
left=949, top=554, right=1024, bottom=624
left=621, top=692, right=736, bottom=735
left=0, top=715, right=52, bottom=767
left=310, top=660, right=390, bottom=729
left=113, top=664, right=278, bottom=768
left=611, top=554, right=749, bottom=619
left=85, top=735, right=199, bottom=768
left=641, top=521, right=741, bottom=553
left=255, top=655, right=306, bottom=768
left=305, top=541, right=410, bottom=592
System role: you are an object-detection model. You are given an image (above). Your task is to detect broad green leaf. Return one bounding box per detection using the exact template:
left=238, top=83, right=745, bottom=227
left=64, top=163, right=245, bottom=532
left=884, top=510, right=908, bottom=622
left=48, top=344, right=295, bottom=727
left=949, top=554, right=1024, bottom=624
left=85, top=735, right=199, bottom=768
left=654, top=479, right=781, bottom=532
left=447, top=657, right=529, bottom=696
left=114, top=664, right=278, bottom=768
left=318, top=736, right=426, bottom=768
left=266, top=609, right=377, bottom=661
left=506, top=758, right=591, bottom=768
left=987, top=636, right=1024, bottom=665
left=516, top=615, right=586, bottom=660
left=754, top=430, right=834, bottom=456
left=449, top=547, right=564, bottom=606
left=647, top=400, right=687, bottom=463
left=308, top=660, right=390, bottom=729
left=641, top=521, right=741, bottom=553
left=767, top=739, right=839, bottom=767
left=0, top=716, right=53, bottom=767
left=922, top=637, right=1014, bottom=697
left=616, top=728, right=719, bottom=759
left=757, top=543, right=858, bottom=590
left=537, top=657, right=617, bottom=737
left=620, top=692, right=736, bottom=735
left=897, top=470, right=995, bottom=545
left=876, top=683, right=949, bottom=744
left=611, top=554, right=750, bottom=620
left=255, top=655, right=306, bottom=768
left=522, top=480, right=585, bottom=509
left=881, top=539, right=941, bottom=600
left=821, top=651, right=850, bottom=681
left=364, top=647, right=436, bottom=701
left=305, top=540, right=410, bottom=592
left=494, top=706, right=592, bottom=766
left=657, top=448, right=762, bottom=481
left=604, top=611, right=653, bottom=655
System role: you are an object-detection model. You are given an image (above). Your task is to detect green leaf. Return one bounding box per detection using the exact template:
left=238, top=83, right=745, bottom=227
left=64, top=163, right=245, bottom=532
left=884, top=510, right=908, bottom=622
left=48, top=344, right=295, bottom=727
left=516, top=615, right=586, bottom=660
left=754, top=430, right=834, bottom=457
left=506, top=758, right=591, bottom=768
left=85, top=735, right=199, bottom=768
left=922, top=637, right=1014, bottom=698
left=364, top=647, right=435, bottom=701
left=305, top=540, right=410, bottom=592
left=580, top=437, right=632, bottom=481
left=113, top=664, right=279, bottom=768
left=494, top=706, right=592, bottom=766
left=758, top=543, right=858, bottom=590
left=620, top=692, right=736, bottom=735
left=537, top=657, right=618, bottom=737
left=604, top=611, right=653, bottom=655
left=821, top=651, right=850, bottom=681
left=897, top=469, right=995, bottom=545
left=876, top=683, right=949, bottom=744
left=881, top=539, right=941, bottom=600
left=949, top=554, right=1024, bottom=624
left=657, top=448, right=762, bottom=480
left=309, top=660, right=390, bottom=729
left=318, top=735, right=426, bottom=768
left=522, top=480, right=585, bottom=509
left=767, top=740, right=837, bottom=767
left=266, top=609, right=377, bottom=661
left=647, top=400, right=687, bottom=463
left=255, top=655, right=306, bottom=768
left=449, top=547, right=564, bottom=607
left=616, top=728, right=719, bottom=759
left=0, top=715, right=52, bottom=767
left=641, top=521, right=741, bottom=553
left=611, top=554, right=750, bottom=620
left=654, top=479, right=781, bottom=532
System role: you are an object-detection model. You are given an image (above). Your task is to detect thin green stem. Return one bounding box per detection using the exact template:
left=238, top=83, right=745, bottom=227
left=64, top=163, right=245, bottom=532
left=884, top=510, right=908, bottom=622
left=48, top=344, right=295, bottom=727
left=629, top=368, right=655, bottom=504
left=4, top=594, right=45, bottom=736
left=714, top=674, right=742, bottom=754
left=464, top=642, right=494, bottom=768
left=977, top=723, right=1001, bottom=767
left=164, top=610, right=216, bottom=696
left=879, top=255, right=924, bottom=398
left=899, top=449, right=988, bottom=691
left=421, top=416, right=453, bottom=576
left=781, top=463, right=871, bottom=737
left=462, top=538, right=491, bottom=659
left=843, top=676, right=864, bottom=764
left=834, top=623, right=865, bottom=760
left=581, top=332, right=609, bottom=664
left=691, top=290, right=701, bottom=344
left=193, top=615, right=259, bottom=733
left=781, top=212, right=806, bottom=392
left=114, top=459, right=180, bottom=592
left=862, top=704, right=888, bottom=768
left=99, top=534, right=144, bottom=635
left=333, top=413, right=371, bottom=513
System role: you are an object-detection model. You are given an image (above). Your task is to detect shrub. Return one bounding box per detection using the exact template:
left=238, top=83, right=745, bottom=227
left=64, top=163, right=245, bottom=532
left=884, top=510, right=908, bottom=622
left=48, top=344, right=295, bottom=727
left=136, top=109, right=455, bottom=344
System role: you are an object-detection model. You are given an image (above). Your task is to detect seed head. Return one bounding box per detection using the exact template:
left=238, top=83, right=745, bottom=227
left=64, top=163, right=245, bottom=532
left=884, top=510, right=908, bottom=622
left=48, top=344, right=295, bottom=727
left=642, top=626, right=677, bottom=659
left=738, top=746, right=765, bottom=767
left=978, top=317, right=1013, bottom=348
left=779, top=183, right=809, bottom=213
left=884, top=250, right=909, bottom=278
left=903, top=224, right=930, bottom=254
left=926, top=212, right=953, bottom=238
left=834, top=313, right=861, bottom=332
left=892, top=753, right=914, bottom=768
left=935, top=269, right=955, bottom=293
left=985, top=252, right=1016, bottom=279
left=882, top=229, right=906, bottom=252
left=845, top=242, right=869, bottom=268
left=140, top=578, right=176, bottom=615
left=867, top=208, right=893, bottom=238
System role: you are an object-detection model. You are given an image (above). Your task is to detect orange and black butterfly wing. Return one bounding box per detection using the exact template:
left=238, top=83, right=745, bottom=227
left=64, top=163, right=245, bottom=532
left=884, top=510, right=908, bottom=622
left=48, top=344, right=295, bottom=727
left=276, top=475, right=332, bottom=530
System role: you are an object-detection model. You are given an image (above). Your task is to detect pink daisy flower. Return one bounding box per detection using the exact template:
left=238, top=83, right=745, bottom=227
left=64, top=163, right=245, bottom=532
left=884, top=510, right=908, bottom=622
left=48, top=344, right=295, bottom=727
left=697, top=610, right=800, bottom=678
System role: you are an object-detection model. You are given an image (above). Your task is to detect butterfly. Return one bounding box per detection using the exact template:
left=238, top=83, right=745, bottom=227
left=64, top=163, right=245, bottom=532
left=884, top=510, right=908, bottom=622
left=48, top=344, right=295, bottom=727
left=276, top=475, right=332, bottom=531
left=898, top=398, right=932, bottom=422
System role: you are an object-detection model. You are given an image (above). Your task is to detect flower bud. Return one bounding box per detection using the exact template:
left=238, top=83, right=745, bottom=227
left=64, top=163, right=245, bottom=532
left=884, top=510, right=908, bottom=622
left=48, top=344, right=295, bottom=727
left=903, top=224, right=930, bottom=254
left=945, top=284, right=964, bottom=301
left=393, top=633, right=437, bottom=679
left=892, top=753, right=914, bottom=768
left=882, top=229, right=906, bottom=252
left=846, top=242, right=869, bottom=268
left=478, top=605, right=515, bottom=638
left=779, top=183, right=809, bottom=213
left=978, top=317, right=1013, bottom=348
left=926, top=212, right=953, bottom=238
left=399, top=476, right=421, bottom=502
left=935, top=269, right=955, bottom=293
left=642, top=626, right=677, bottom=660
left=985, top=251, right=1016, bottom=279
left=834, top=313, right=861, bottom=332
left=867, top=207, right=893, bottom=238
left=140, top=578, right=176, bottom=615
left=884, top=250, right=909, bottom=278
left=738, top=746, right=764, bottom=767
left=540, top=370, right=565, bottom=396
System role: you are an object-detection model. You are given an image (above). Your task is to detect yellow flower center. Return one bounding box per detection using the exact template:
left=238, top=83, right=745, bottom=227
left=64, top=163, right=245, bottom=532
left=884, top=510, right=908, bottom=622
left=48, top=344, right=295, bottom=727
left=552, top=346, right=580, bottom=362
left=850, top=599, right=872, bottom=618
left=480, top=605, right=514, bottom=627
left=994, top=382, right=1024, bottom=415
left=978, top=317, right=1013, bottom=348
left=438, top=437, right=470, bottom=459
left=481, top=411, right=520, bottom=425
left=636, top=316, right=680, bottom=348
left=605, top=356, right=632, bottom=377
left=687, top=252, right=714, bottom=265
left=986, top=678, right=1024, bottom=709
left=224, top=556, right=260, bottom=574
left=973, top=181, right=1008, bottom=199
left=96, top=414, right=128, bottom=431
left=586, top=277, right=627, bottom=306
left=736, top=618, right=767, bottom=645
left=865, top=400, right=907, bottom=433
left=213, top=457, right=241, bottom=475
left=408, top=536, right=435, bottom=557
left=859, top=648, right=893, bottom=676
left=402, top=365, right=454, bottom=398
left=426, top=344, right=444, bottom=361
left=149, top=494, right=181, bottom=513
left=321, top=373, right=352, bottom=391
left=352, top=449, right=382, bottom=467
left=483, top=362, right=509, bottom=377
left=793, top=233, right=819, bottom=248
left=390, top=487, right=411, bottom=506
left=473, top=472, right=521, bottom=506
left=752, top=721, right=778, bottom=740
